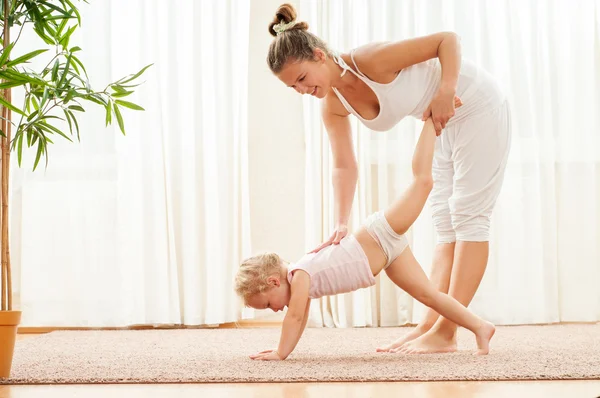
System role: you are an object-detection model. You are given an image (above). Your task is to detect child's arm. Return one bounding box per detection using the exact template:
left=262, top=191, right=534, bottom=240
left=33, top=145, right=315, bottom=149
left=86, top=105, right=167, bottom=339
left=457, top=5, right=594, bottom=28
left=276, top=270, right=311, bottom=360
left=250, top=271, right=310, bottom=361
left=297, top=298, right=311, bottom=339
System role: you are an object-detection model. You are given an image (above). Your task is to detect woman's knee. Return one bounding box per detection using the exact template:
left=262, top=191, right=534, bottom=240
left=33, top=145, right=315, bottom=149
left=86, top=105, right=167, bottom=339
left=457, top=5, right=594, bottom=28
left=432, top=206, right=457, bottom=244
left=451, top=214, right=491, bottom=242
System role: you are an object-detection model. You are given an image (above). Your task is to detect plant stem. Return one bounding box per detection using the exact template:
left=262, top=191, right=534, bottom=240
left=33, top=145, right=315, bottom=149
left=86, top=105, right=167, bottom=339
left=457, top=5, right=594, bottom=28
left=1, top=0, right=12, bottom=311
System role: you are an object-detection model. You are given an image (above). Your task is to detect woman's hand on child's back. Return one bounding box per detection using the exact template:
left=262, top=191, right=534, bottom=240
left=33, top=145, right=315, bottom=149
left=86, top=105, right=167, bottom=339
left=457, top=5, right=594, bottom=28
left=250, top=349, right=282, bottom=361
left=309, top=224, right=349, bottom=253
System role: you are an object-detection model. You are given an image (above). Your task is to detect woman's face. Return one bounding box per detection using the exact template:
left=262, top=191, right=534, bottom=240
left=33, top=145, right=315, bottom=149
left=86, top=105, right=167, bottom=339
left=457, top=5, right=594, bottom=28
left=276, top=49, right=331, bottom=99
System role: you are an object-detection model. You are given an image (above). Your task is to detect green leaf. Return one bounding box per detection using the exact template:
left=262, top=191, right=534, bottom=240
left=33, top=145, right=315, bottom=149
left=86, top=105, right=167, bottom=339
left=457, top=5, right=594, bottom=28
left=118, top=82, right=143, bottom=89
left=0, top=42, right=16, bottom=67
left=70, top=58, right=80, bottom=75
left=64, top=88, right=75, bottom=104
left=62, top=0, right=82, bottom=26
left=70, top=46, right=82, bottom=52
left=0, top=97, right=26, bottom=116
left=0, top=81, right=25, bottom=90
left=6, top=49, right=48, bottom=67
left=33, top=26, right=56, bottom=46
left=113, top=103, right=125, bottom=134
left=52, top=59, right=60, bottom=81
left=57, top=12, right=71, bottom=35
left=43, top=20, right=58, bottom=40
left=59, top=25, right=77, bottom=48
left=17, top=132, right=24, bottom=167
left=63, top=109, right=73, bottom=134
left=0, top=69, right=42, bottom=84
left=39, top=1, right=72, bottom=18
left=105, top=101, right=112, bottom=126
left=111, top=91, right=133, bottom=98
left=39, top=121, right=73, bottom=142
left=111, top=85, right=128, bottom=94
left=67, top=110, right=80, bottom=141
left=45, top=14, right=76, bottom=21
left=117, top=63, right=153, bottom=85
left=115, top=100, right=144, bottom=111
left=71, top=55, right=87, bottom=78
left=58, top=53, right=72, bottom=88
left=26, top=127, right=33, bottom=147
left=68, top=105, right=84, bottom=112
left=32, top=96, right=40, bottom=111
left=40, top=86, right=50, bottom=109
left=85, top=94, right=107, bottom=106
left=27, top=110, right=39, bottom=122
left=33, top=134, right=45, bottom=171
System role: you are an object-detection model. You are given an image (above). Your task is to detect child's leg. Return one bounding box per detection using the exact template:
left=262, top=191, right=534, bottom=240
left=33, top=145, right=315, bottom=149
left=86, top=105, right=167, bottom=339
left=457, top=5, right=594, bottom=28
left=382, top=247, right=495, bottom=355
left=383, top=118, right=437, bottom=236
left=384, top=98, right=462, bottom=236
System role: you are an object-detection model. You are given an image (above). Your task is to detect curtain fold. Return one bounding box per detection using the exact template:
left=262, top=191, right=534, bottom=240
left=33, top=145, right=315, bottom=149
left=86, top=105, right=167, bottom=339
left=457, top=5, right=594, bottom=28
left=11, top=0, right=251, bottom=327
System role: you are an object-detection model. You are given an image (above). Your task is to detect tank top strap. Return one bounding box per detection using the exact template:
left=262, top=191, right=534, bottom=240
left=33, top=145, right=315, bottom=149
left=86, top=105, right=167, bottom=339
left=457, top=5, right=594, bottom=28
left=349, top=50, right=369, bottom=79
left=332, top=51, right=361, bottom=79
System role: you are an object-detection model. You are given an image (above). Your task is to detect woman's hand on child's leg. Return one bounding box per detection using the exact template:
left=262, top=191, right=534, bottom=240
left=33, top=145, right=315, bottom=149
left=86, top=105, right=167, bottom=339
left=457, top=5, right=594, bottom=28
left=249, top=349, right=283, bottom=361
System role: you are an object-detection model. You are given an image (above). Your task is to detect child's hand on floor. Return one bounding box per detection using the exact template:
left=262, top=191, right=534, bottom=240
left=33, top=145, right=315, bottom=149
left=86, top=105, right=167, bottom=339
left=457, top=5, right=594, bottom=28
left=250, top=349, right=282, bottom=361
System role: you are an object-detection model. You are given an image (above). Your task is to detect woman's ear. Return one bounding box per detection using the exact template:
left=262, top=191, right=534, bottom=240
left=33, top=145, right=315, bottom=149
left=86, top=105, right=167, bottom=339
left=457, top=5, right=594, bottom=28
left=313, top=48, right=326, bottom=63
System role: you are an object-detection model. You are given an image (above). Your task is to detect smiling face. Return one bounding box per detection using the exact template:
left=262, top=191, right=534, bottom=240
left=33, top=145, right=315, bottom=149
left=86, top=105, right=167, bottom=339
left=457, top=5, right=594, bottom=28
left=276, top=49, right=332, bottom=99
left=246, top=274, right=291, bottom=312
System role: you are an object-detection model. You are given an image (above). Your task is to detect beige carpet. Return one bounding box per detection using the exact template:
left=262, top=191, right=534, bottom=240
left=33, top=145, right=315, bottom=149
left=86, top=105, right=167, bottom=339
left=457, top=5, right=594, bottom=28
left=2, top=324, right=599, bottom=383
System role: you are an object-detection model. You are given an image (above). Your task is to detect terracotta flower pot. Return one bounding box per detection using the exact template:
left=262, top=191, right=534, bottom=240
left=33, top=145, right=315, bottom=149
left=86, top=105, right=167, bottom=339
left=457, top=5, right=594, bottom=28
left=0, top=311, right=21, bottom=378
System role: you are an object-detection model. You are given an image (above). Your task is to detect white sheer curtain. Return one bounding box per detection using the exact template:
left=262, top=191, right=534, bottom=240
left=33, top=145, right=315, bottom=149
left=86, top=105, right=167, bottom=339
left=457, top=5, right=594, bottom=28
left=299, top=0, right=600, bottom=327
left=11, top=0, right=251, bottom=327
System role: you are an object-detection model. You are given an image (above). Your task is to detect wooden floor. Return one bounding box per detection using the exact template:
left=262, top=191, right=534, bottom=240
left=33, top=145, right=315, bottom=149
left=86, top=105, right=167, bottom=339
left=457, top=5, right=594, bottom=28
left=0, top=381, right=599, bottom=398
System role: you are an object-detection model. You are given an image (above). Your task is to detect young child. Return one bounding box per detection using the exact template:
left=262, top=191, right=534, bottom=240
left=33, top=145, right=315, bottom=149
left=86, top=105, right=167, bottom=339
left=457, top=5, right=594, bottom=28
left=235, top=109, right=495, bottom=361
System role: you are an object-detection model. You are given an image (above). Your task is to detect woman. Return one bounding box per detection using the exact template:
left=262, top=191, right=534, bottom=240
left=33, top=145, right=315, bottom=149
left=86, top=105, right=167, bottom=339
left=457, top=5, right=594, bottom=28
left=267, top=4, right=511, bottom=354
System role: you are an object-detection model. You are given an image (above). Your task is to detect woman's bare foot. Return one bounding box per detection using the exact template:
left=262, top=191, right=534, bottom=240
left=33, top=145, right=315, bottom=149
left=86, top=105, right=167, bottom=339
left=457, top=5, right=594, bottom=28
left=391, top=328, right=457, bottom=354
left=376, top=325, right=432, bottom=352
left=475, top=321, right=496, bottom=355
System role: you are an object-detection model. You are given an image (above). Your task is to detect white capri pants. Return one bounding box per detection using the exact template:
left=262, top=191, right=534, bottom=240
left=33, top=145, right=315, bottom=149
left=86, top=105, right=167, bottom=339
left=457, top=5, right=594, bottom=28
left=430, top=100, right=512, bottom=243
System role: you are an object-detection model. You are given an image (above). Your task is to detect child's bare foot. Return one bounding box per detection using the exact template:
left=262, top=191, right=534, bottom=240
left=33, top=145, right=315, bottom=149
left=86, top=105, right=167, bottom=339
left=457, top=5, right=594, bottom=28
left=391, top=328, right=457, bottom=354
left=475, top=321, right=496, bottom=355
left=376, top=325, right=431, bottom=352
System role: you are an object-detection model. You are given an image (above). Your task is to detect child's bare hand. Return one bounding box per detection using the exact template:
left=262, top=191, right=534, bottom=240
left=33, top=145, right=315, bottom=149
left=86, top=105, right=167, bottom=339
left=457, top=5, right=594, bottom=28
left=250, top=349, right=282, bottom=361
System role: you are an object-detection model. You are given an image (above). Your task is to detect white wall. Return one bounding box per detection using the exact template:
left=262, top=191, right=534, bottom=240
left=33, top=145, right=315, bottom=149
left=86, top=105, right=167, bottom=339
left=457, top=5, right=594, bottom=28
left=248, top=1, right=306, bottom=265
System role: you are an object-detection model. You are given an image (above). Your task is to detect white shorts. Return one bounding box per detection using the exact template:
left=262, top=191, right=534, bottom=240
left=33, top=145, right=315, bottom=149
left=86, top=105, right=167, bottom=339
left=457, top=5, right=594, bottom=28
left=430, top=100, right=512, bottom=243
left=364, top=210, right=409, bottom=269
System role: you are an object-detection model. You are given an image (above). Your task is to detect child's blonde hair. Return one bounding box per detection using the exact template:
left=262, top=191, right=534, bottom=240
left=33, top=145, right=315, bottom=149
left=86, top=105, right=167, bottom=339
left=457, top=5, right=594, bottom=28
left=234, top=252, right=285, bottom=305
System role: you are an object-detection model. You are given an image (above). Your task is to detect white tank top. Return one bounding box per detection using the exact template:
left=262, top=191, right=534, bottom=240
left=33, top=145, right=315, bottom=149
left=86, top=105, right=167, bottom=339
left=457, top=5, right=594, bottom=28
left=331, top=51, right=506, bottom=131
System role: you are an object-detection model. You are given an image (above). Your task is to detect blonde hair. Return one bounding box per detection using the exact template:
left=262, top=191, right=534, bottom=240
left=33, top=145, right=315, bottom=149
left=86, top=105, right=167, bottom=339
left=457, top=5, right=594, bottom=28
left=234, top=252, right=285, bottom=305
left=267, top=3, right=332, bottom=74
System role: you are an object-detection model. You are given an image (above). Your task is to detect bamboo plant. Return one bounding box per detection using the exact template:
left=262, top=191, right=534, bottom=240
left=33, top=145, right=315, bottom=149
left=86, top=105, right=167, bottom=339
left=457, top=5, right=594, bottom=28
left=0, top=0, right=150, bottom=311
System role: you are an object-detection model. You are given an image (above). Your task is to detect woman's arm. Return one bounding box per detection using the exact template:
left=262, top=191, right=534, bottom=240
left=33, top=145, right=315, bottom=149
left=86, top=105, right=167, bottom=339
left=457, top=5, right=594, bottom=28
left=355, top=32, right=462, bottom=133
left=310, top=101, right=358, bottom=253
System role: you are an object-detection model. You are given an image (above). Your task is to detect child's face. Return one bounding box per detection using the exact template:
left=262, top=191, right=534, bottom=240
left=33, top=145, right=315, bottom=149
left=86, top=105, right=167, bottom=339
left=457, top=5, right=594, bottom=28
left=247, top=275, right=291, bottom=312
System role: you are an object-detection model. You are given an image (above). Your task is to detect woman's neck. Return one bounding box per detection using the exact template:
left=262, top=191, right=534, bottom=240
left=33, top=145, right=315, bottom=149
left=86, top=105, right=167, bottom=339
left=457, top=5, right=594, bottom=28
left=327, top=55, right=359, bottom=90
